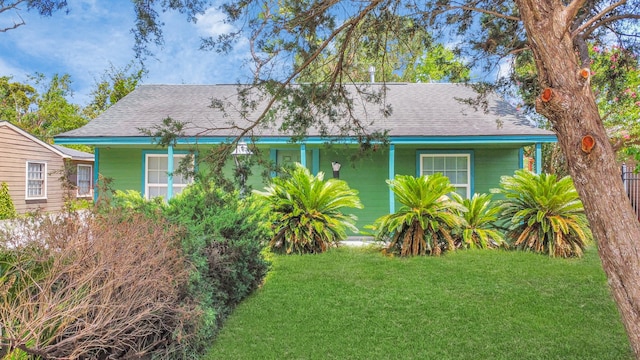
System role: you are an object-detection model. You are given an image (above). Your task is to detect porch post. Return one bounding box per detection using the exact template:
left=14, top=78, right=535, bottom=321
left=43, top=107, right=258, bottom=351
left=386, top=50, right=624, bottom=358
left=518, top=148, right=524, bottom=169
left=389, top=144, right=395, bottom=213
left=300, top=143, right=307, bottom=167
left=312, top=148, right=319, bottom=175
left=167, top=145, right=174, bottom=200
left=270, top=149, right=277, bottom=177
left=535, top=142, right=542, bottom=174
left=93, top=148, right=100, bottom=203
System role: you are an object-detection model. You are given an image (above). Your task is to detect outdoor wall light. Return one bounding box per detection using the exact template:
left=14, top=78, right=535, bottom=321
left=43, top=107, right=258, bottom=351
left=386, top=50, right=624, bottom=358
left=331, top=161, right=341, bottom=179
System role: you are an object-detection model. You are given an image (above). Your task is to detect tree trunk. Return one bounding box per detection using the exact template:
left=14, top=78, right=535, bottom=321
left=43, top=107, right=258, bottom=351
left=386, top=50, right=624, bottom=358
left=515, top=1, right=640, bottom=357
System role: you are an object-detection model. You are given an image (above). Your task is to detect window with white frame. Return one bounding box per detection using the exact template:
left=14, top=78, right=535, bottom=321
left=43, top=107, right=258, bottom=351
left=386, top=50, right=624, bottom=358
left=420, top=153, right=471, bottom=198
left=26, top=161, right=47, bottom=199
left=145, top=154, right=192, bottom=199
left=77, top=164, right=93, bottom=197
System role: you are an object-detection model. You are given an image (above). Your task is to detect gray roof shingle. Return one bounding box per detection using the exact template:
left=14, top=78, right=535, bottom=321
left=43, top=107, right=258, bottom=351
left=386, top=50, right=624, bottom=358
left=56, top=83, right=554, bottom=139
left=52, top=145, right=94, bottom=160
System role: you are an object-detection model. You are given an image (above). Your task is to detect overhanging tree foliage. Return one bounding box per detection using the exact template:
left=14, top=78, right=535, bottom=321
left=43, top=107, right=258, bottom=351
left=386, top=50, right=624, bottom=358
left=119, top=1, right=640, bottom=356
left=5, top=0, right=640, bottom=357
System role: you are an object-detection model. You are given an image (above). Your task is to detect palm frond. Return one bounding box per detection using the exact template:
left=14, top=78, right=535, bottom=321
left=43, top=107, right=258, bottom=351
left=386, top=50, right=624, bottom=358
left=373, top=174, right=465, bottom=256
left=494, top=170, right=592, bottom=258
left=255, top=163, right=362, bottom=254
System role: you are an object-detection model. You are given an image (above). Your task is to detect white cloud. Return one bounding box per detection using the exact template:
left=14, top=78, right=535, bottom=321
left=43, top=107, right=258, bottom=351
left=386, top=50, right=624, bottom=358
left=195, top=7, right=236, bottom=37
left=0, top=0, right=254, bottom=105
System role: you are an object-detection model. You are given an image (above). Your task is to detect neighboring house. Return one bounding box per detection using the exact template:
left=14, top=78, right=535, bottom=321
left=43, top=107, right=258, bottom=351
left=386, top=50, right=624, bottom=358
left=54, top=83, right=556, bottom=228
left=0, top=121, right=94, bottom=214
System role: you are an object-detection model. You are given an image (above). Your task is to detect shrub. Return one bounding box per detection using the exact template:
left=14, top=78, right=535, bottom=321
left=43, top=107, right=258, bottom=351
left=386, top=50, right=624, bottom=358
left=451, top=193, right=505, bottom=249
left=0, top=210, right=195, bottom=359
left=0, top=182, right=16, bottom=220
left=254, top=163, right=363, bottom=254
left=108, top=189, right=166, bottom=219
left=370, top=174, right=466, bottom=256
left=165, top=181, right=270, bottom=346
left=493, top=170, right=592, bottom=258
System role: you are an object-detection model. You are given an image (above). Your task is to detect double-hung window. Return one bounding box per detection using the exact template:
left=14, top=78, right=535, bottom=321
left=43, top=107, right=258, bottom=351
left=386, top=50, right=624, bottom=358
left=145, top=154, right=192, bottom=199
left=26, top=161, right=47, bottom=199
left=419, top=152, right=471, bottom=198
left=77, top=164, right=93, bottom=197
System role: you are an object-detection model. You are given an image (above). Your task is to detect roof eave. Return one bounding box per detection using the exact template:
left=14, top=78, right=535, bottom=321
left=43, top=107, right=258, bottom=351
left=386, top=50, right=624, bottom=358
left=54, top=134, right=558, bottom=146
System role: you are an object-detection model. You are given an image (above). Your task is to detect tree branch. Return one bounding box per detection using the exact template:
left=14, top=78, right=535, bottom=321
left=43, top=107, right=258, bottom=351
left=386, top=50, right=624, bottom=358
left=0, top=12, right=25, bottom=33
left=230, top=0, right=384, bottom=142
left=564, top=0, right=588, bottom=28
left=0, top=1, right=25, bottom=15
left=572, top=0, right=628, bottom=37
left=446, top=3, right=521, bottom=22
left=581, top=14, right=640, bottom=38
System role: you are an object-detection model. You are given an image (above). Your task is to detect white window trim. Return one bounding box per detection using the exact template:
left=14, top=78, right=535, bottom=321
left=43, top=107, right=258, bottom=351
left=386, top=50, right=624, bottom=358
left=25, top=161, right=47, bottom=200
left=419, top=153, right=471, bottom=198
left=76, top=164, right=93, bottom=198
left=144, top=154, right=192, bottom=200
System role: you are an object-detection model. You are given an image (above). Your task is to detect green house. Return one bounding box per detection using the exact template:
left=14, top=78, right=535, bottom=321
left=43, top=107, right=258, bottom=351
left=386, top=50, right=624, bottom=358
left=54, top=83, right=556, bottom=229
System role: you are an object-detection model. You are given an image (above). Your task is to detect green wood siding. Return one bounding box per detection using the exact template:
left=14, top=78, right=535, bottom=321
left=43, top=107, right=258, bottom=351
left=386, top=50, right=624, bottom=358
left=98, top=147, right=143, bottom=194
left=327, top=146, right=521, bottom=230
left=473, top=148, right=520, bottom=195
left=96, top=144, right=522, bottom=232
left=316, top=147, right=389, bottom=232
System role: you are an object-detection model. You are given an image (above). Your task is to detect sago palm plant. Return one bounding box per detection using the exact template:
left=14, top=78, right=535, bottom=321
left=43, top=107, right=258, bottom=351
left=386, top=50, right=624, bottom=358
left=370, top=174, right=466, bottom=256
left=493, top=170, right=592, bottom=258
left=451, top=193, right=505, bottom=249
left=254, top=163, right=363, bottom=254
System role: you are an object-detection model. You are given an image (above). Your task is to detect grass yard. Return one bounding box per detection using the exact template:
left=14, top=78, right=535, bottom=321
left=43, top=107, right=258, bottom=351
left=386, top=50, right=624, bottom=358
left=205, top=246, right=633, bottom=359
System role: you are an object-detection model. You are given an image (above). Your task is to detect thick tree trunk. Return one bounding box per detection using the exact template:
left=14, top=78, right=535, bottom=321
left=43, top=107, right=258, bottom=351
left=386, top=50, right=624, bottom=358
left=515, top=1, right=640, bottom=357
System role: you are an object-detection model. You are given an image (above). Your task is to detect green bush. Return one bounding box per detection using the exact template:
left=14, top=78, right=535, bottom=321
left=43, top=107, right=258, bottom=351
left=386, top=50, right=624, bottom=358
left=254, top=163, right=363, bottom=254
left=109, top=189, right=166, bottom=219
left=165, top=181, right=270, bottom=346
left=370, top=174, right=466, bottom=256
left=493, top=170, right=592, bottom=258
left=0, top=182, right=16, bottom=220
left=451, top=193, right=505, bottom=249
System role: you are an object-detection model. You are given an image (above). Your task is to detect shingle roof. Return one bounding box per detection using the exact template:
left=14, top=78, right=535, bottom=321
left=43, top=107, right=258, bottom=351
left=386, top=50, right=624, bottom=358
left=52, top=145, right=94, bottom=160
left=56, top=83, right=554, bottom=139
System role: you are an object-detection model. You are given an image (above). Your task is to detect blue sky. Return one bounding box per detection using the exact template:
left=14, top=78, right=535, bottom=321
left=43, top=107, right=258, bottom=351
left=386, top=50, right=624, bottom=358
left=0, top=0, right=251, bottom=105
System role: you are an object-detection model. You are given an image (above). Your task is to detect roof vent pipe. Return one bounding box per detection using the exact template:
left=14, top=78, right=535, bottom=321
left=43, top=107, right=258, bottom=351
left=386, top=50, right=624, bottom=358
left=368, top=65, right=375, bottom=83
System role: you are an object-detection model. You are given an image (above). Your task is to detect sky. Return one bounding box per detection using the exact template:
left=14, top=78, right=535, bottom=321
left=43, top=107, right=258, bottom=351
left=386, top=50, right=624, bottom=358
left=0, top=0, right=251, bottom=105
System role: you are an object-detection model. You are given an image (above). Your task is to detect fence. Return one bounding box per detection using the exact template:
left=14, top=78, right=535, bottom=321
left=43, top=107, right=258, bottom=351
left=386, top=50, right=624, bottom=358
left=622, top=164, right=640, bottom=220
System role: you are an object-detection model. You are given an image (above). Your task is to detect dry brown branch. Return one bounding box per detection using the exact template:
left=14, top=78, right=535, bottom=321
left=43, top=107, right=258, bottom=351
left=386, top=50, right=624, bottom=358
left=0, top=210, right=198, bottom=359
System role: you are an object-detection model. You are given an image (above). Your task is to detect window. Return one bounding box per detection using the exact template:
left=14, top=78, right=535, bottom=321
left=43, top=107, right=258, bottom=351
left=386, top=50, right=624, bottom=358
left=145, top=154, right=192, bottom=199
left=26, top=161, right=47, bottom=199
left=419, top=153, right=471, bottom=198
left=77, top=164, right=93, bottom=197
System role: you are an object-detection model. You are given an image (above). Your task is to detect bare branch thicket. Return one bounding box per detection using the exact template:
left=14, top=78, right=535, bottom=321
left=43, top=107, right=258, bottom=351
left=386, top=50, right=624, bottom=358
left=0, top=210, right=198, bottom=359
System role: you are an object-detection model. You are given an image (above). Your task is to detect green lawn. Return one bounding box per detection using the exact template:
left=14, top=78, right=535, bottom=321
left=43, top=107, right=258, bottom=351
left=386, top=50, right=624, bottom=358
left=205, top=246, right=632, bottom=359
